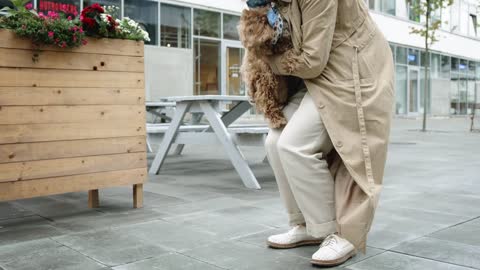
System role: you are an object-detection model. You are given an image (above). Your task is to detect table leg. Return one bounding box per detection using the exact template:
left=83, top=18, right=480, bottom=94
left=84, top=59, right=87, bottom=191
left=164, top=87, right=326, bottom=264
left=88, top=189, right=99, bottom=208
left=200, top=101, right=261, bottom=189
left=149, top=102, right=190, bottom=174
left=146, top=134, right=154, bottom=153
left=172, top=112, right=203, bottom=155
left=133, top=184, right=143, bottom=208
left=221, top=101, right=252, bottom=127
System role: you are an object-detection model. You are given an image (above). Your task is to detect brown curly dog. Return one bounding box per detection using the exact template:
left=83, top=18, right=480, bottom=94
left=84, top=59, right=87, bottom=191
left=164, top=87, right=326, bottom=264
left=238, top=5, right=299, bottom=128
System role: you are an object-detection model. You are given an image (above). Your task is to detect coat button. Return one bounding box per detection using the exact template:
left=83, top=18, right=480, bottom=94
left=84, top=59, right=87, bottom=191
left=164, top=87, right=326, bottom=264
left=336, top=141, right=343, bottom=148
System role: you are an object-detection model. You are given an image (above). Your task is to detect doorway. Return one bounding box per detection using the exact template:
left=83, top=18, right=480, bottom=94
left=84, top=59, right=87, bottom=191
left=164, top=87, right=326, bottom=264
left=221, top=41, right=245, bottom=96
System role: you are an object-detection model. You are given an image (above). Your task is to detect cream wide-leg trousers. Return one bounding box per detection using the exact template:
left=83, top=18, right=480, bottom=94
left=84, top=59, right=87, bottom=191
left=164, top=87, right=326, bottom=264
left=265, top=89, right=337, bottom=238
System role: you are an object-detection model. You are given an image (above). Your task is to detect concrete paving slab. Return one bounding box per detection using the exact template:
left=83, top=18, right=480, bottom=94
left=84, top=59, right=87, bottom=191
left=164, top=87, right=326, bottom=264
left=429, top=218, right=480, bottom=247
left=186, top=240, right=311, bottom=270
left=53, top=229, right=169, bottom=267
left=0, top=239, right=105, bottom=270
left=392, top=237, right=480, bottom=269
left=112, top=253, right=223, bottom=270
left=346, top=251, right=474, bottom=270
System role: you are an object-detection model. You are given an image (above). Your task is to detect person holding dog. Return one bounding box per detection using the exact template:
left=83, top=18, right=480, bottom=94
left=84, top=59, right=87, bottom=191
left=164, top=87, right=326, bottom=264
left=248, top=0, right=395, bottom=267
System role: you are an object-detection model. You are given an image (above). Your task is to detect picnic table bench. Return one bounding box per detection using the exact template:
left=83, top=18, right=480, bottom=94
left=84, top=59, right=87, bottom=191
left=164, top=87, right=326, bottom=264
left=147, top=95, right=269, bottom=189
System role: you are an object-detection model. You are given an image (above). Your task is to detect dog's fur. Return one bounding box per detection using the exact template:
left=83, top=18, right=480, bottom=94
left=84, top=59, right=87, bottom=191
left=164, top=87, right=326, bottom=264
left=238, top=5, right=300, bottom=128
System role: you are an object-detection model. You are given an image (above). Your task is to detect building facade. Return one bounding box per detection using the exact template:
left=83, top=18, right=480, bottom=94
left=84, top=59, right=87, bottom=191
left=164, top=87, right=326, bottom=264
left=29, top=0, right=480, bottom=117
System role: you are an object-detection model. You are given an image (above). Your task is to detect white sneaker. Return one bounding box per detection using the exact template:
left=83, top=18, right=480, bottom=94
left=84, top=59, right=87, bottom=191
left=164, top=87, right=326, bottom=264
left=311, top=234, right=357, bottom=267
left=267, top=225, right=324, bottom=249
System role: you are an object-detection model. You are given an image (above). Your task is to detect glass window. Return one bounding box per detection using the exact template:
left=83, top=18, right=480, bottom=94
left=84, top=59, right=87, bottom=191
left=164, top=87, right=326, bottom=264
left=124, top=0, right=158, bottom=45
left=441, top=55, right=450, bottom=78
left=83, top=0, right=121, bottom=17
left=468, top=61, right=476, bottom=80
left=381, top=0, right=395, bottom=15
left=476, top=62, right=480, bottom=80
left=459, top=59, right=468, bottom=72
left=194, top=9, right=221, bottom=38
left=408, top=0, right=420, bottom=22
left=396, top=46, right=407, bottom=65
left=408, top=48, right=419, bottom=66
left=451, top=57, right=459, bottom=72
left=420, top=51, right=428, bottom=67
left=395, top=65, right=408, bottom=114
left=431, top=53, right=441, bottom=79
left=160, top=4, right=191, bottom=48
left=194, top=38, right=220, bottom=95
left=223, top=14, right=240, bottom=40
left=450, top=73, right=459, bottom=114
left=38, top=0, right=80, bottom=17
left=419, top=67, right=430, bottom=114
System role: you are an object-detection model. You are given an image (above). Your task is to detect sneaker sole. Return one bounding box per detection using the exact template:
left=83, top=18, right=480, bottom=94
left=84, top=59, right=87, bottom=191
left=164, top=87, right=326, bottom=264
left=267, top=239, right=324, bottom=249
left=310, top=250, right=357, bottom=267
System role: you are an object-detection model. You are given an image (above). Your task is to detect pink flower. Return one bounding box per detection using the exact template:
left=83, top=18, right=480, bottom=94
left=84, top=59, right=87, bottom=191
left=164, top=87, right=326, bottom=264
left=79, top=28, right=84, bottom=34
left=38, top=12, right=46, bottom=19
left=81, top=39, right=88, bottom=45
left=48, top=31, right=54, bottom=38
left=47, top=11, right=59, bottom=19
left=67, top=16, right=72, bottom=21
left=25, top=3, right=33, bottom=10
left=61, top=42, right=67, bottom=48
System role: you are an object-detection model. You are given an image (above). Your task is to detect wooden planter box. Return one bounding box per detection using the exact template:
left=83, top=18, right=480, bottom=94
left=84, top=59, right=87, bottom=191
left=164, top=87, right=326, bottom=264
left=0, top=29, right=147, bottom=208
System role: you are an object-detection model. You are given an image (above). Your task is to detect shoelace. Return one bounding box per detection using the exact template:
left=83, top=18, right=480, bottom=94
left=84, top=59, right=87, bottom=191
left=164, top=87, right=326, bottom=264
left=320, top=235, right=338, bottom=248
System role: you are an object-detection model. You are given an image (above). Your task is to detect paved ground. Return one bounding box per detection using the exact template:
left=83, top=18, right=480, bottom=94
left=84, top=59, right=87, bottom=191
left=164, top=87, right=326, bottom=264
left=0, top=117, right=479, bottom=270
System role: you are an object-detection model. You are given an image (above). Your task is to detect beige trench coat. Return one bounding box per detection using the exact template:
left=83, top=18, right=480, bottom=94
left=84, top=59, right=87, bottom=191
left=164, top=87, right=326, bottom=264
left=267, top=0, right=395, bottom=252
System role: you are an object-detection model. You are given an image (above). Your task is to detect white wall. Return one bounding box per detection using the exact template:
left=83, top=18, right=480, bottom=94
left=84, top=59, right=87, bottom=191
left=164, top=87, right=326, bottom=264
left=145, top=46, right=193, bottom=101
left=372, top=12, right=480, bottom=61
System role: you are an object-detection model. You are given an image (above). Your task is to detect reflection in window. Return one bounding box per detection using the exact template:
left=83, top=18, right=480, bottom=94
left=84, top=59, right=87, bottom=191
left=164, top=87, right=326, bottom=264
left=38, top=0, right=80, bottom=17
left=124, top=0, right=158, bottom=45
left=223, top=14, right=240, bottom=40
left=441, top=55, right=450, bottom=78
left=395, top=65, right=408, bottom=114
left=161, top=4, right=191, bottom=48
left=194, top=9, right=221, bottom=38
left=194, top=39, right=220, bottom=95
left=408, top=48, right=419, bottom=66
left=396, top=46, right=407, bottom=64
left=451, top=57, right=459, bottom=72
left=430, top=53, right=441, bottom=79
left=83, top=0, right=121, bottom=17
left=408, top=0, right=420, bottom=22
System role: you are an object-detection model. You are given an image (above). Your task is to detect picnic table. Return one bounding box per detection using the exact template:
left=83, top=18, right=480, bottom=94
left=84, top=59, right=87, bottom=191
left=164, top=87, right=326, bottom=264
left=147, top=95, right=268, bottom=189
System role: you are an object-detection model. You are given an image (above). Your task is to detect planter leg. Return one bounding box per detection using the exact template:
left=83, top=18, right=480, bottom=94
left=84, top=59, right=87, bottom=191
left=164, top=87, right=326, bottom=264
left=88, top=189, right=100, bottom=208
left=133, top=184, right=143, bottom=208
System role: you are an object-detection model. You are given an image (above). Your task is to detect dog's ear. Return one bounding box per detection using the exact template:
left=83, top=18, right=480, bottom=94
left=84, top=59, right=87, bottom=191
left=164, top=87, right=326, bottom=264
left=238, top=7, right=276, bottom=50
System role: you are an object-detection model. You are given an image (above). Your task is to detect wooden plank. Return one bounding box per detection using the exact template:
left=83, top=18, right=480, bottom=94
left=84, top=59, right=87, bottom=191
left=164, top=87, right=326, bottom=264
left=0, top=68, right=144, bottom=88
left=0, top=136, right=146, bottom=163
left=0, top=87, right=144, bottom=106
left=0, top=48, right=144, bottom=72
left=0, top=121, right=145, bottom=144
left=133, top=184, right=143, bottom=208
left=0, top=168, right=147, bottom=201
left=0, top=29, right=144, bottom=57
left=0, top=152, right=147, bottom=183
left=0, top=105, right=145, bottom=125
left=88, top=190, right=100, bottom=208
